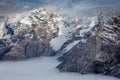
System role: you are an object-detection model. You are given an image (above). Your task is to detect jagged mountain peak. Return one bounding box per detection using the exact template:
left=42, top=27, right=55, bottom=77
left=3, top=8, right=63, bottom=39
left=0, top=7, right=120, bottom=79
left=0, top=8, right=100, bottom=52
left=0, top=7, right=99, bottom=59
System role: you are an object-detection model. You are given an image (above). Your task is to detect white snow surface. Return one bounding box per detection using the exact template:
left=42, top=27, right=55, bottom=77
left=63, top=40, right=80, bottom=53
left=6, top=8, right=47, bottom=26
left=50, top=35, right=69, bottom=51
left=20, top=17, right=32, bottom=26
left=0, top=57, right=119, bottom=80
left=0, top=19, right=5, bottom=39
left=50, top=16, right=79, bottom=51
left=50, top=16, right=98, bottom=51
left=78, top=16, right=98, bottom=37
left=50, top=20, right=70, bottom=51
left=7, top=14, right=25, bottom=24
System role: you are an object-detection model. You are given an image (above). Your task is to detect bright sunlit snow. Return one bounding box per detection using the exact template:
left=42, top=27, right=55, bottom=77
left=0, top=57, right=119, bottom=80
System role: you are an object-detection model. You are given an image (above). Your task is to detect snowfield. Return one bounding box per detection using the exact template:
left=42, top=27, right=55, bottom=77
left=0, top=57, right=119, bottom=80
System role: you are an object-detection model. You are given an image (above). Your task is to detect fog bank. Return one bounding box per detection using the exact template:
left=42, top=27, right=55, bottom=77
left=0, top=57, right=119, bottom=80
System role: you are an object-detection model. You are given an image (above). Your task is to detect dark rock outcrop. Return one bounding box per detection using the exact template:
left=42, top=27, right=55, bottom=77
left=3, top=38, right=55, bottom=60
left=0, top=40, right=12, bottom=59
left=1, top=27, right=55, bottom=60
left=57, top=36, right=97, bottom=74
left=0, top=8, right=60, bottom=60
left=57, top=16, right=120, bottom=78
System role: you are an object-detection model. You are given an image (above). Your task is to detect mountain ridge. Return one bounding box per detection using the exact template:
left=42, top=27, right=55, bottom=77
left=0, top=8, right=120, bottom=78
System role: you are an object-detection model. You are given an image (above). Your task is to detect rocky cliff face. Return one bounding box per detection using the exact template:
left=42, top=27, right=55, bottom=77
left=0, top=8, right=79, bottom=60
left=57, top=15, right=120, bottom=78
left=0, top=8, right=61, bottom=60
left=0, top=7, right=120, bottom=78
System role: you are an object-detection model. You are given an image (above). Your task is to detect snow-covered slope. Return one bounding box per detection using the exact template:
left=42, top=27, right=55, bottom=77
left=0, top=17, right=6, bottom=39
left=0, top=8, right=98, bottom=53
left=0, top=8, right=64, bottom=59
left=57, top=15, right=120, bottom=78
left=50, top=17, right=78, bottom=51
left=51, top=16, right=98, bottom=51
left=3, top=8, right=60, bottom=40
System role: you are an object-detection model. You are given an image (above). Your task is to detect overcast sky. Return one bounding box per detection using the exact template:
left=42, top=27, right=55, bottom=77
left=0, top=0, right=120, bottom=8
left=0, top=0, right=120, bottom=16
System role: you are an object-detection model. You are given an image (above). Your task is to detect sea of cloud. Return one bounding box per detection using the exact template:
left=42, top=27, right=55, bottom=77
left=0, top=57, right=119, bottom=80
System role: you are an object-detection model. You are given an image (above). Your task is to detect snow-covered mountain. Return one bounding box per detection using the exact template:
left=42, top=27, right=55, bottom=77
left=0, top=8, right=98, bottom=54
left=0, top=8, right=120, bottom=78
left=57, top=14, right=120, bottom=78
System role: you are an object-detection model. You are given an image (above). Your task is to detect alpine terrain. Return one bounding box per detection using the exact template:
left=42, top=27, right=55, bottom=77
left=0, top=7, right=120, bottom=79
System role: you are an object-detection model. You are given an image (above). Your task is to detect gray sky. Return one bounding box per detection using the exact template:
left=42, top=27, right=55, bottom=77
left=0, top=0, right=120, bottom=16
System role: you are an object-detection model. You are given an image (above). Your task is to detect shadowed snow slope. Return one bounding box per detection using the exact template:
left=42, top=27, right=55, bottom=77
left=0, top=57, right=119, bottom=80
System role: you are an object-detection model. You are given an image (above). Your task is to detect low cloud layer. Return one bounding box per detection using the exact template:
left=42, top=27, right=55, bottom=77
left=0, top=57, right=119, bottom=80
